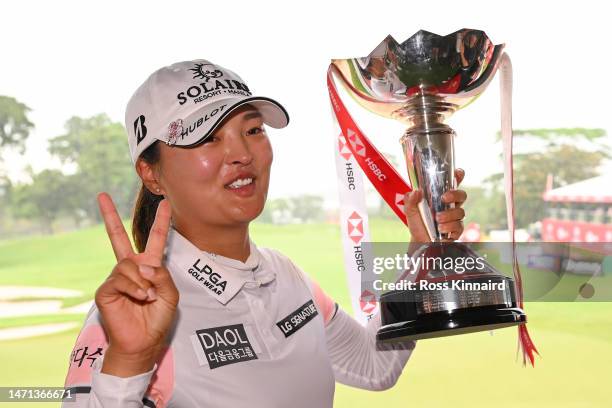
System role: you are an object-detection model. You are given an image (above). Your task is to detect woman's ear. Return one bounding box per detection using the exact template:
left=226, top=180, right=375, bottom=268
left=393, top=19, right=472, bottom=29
left=135, top=158, right=164, bottom=195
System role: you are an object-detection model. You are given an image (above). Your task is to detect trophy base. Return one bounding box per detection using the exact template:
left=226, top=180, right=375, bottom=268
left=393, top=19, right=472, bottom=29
left=376, top=305, right=526, bottom=342
left=375, top=241, right=526, bottom=343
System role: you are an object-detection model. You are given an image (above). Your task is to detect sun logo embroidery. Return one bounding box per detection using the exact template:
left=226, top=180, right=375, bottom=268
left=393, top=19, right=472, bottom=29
left=359, top=290, right=377, bottom=315
left=346, top=128, right=366, bottom=157
left=347, top=211, right=364, bottom=244
left=338, top=133, right=352, bottom=161
left=190, top=63, right=223, bottom=82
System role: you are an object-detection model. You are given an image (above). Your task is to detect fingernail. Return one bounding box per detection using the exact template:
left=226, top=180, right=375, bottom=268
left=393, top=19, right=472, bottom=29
left=139, top=264, right=154, bottom=279
left=136, top=288, right=147, bottom=299
left=147, top=287, right=157, bottom=300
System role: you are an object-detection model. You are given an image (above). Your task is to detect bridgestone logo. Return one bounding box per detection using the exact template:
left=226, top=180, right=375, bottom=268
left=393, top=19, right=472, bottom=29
left=133, top=115, right=147, bottom=145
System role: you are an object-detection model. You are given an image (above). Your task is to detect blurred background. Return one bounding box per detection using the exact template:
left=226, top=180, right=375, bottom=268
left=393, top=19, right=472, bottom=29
left=1, top=0, right=611, bottom=407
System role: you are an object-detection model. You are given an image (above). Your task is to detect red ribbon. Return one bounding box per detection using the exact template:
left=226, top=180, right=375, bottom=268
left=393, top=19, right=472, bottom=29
left=327, top=66, right=411, bottom=225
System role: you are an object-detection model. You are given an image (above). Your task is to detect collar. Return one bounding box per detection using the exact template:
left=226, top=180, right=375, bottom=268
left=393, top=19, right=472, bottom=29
left=164, top=227, right=276, bottom=305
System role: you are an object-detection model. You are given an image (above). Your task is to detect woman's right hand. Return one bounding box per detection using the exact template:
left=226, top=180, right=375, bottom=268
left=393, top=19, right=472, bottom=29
left=95, top=192, right=179, bottom=377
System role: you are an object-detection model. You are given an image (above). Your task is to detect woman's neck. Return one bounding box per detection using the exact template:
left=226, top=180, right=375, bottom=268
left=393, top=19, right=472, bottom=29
left=172, top=219, right=251, bottom=263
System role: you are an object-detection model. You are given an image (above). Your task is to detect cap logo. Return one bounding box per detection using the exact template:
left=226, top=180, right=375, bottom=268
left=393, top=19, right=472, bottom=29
left=177, top=80, right=252, bottom=105
left=190, top=63, right=223, bottom=82
left=134, top=115, right=147, bottom=145
left=166, top=119, right=184, bottom=146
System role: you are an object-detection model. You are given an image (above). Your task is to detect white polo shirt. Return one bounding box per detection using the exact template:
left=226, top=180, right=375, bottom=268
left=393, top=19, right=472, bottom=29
left=63, top=227, right=415, bottom=407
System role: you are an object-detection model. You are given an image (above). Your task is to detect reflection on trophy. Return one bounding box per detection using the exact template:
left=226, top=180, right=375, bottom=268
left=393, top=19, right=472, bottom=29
left=331, top=29, right=526, bottom=342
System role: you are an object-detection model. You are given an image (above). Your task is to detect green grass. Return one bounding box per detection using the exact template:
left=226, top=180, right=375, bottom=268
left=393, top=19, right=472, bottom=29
left=1, top=219, right=611, bottom=407
left=0, top=225, right=118, bottom=299
left=336, top=320, right=611, bottom=408
left=0, top=313, right=86, bottom=330
left=0, top=327, right=79, bottom=408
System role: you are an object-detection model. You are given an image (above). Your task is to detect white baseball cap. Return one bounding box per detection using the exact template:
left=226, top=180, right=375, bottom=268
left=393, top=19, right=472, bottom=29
left=125, top=59, right=289, bottom=163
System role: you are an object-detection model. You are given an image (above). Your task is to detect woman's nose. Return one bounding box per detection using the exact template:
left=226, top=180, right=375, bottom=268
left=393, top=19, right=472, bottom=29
left=224, top=134, right=253, bottom=165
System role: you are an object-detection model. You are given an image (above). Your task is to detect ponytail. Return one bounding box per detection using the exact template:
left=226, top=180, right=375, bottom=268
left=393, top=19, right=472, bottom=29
left=131, top=141, right=162, bottom=252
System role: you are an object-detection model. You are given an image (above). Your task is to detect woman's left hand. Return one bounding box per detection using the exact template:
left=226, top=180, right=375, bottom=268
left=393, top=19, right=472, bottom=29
left=404, top=168, right=467, bottom=242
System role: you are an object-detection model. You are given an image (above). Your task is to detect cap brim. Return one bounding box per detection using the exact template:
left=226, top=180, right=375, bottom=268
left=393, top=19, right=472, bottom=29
left=161, top=96, right=289, bottom=147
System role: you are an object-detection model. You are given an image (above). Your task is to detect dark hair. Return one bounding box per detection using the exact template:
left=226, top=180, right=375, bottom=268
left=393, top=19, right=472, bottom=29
left=132, top=141, right=163, bottom=252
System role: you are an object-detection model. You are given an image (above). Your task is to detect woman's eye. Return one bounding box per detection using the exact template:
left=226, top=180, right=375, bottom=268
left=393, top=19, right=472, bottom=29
left=246, top=126, right=264, bottom=136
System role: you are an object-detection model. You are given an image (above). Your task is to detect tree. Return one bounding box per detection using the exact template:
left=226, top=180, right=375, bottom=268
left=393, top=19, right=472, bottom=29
left=0, top=95, right=34, bottom=155
left=487, top=128, right=610, bottom=228
left=257, top=198, right=291, bottom=224
left=11, top=169, right=67, bottom=234
left=257, top=196, right=324, bottom=224
left=0, top=173, right=12, bottom=234
left=461, top=186, right=506, bottom=230
left=48, top=114, right=138, bottom=221
left=289, top=195, right=325, bottom=223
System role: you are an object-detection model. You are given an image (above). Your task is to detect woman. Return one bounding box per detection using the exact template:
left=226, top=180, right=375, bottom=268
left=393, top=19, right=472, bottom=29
left=63, top=59, right=467, bottom=407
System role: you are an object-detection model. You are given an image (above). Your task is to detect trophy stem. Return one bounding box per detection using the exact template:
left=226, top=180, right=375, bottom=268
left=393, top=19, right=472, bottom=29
left=398, top=93, right=458, bottom=242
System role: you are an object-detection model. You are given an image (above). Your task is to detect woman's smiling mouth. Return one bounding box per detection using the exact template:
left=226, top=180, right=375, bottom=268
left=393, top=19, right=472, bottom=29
left=224, top=173, right=257, bottom=196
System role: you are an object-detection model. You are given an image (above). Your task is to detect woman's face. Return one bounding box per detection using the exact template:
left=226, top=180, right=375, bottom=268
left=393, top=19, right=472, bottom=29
left=148, top=104, right=273, bottom=228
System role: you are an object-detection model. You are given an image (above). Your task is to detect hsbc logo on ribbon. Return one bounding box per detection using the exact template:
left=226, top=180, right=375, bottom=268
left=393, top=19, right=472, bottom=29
left=347, top=211, right=364, bottom=244
left=395, top=193, right=405, bottom=213
left=338, top=133, right=352, bottom=161
left=359, top=290, right=377, bottom=315
left=346, top=128, right=366, bottom=157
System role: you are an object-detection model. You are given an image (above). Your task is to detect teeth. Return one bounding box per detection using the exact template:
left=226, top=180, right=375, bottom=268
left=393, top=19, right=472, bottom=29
left=228, top=178, right=253, bottom=189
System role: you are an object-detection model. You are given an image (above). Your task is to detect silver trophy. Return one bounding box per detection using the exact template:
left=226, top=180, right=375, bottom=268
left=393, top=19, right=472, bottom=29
left=331, top=29, right=526, bottom=341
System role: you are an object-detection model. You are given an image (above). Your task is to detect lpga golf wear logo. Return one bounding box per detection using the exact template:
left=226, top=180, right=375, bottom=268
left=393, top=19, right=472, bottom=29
left=134, top=115, right=147, bottom=145
left=188, top=259, right=228, bottom=295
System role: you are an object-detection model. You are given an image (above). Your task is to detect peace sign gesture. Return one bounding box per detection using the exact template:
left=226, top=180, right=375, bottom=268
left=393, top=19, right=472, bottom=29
left=94, top=192, right=179, bottom=378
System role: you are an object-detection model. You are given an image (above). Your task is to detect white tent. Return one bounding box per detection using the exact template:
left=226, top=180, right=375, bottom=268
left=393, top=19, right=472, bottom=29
left=543, top=175, right=612, bottom=204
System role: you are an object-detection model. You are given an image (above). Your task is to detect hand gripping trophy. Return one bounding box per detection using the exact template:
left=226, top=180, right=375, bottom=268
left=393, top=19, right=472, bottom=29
left=328, top=29, right=538, bottom=365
